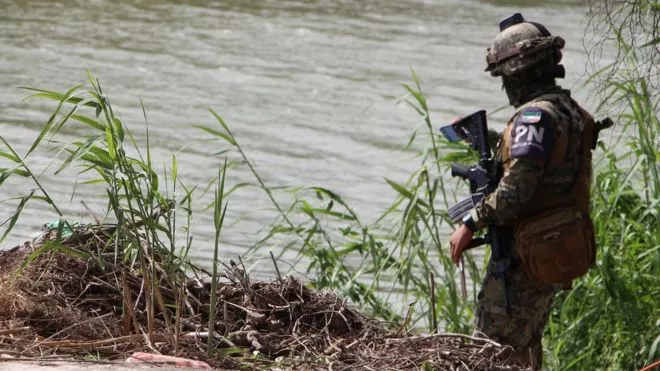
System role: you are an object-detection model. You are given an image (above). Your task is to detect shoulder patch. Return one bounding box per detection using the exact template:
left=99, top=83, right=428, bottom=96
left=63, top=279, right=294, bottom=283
left=510, top=107, right=555, bottom=161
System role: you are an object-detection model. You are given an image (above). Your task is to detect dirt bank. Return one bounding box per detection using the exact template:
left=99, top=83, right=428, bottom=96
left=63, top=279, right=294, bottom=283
left=0, top=360, right=172, bottom=371
left=0, top=224, right=524, bottom=370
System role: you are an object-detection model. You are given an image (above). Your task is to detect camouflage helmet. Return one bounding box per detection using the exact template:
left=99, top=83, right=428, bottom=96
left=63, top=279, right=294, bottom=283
left=485, top=13, right=565, bottom=76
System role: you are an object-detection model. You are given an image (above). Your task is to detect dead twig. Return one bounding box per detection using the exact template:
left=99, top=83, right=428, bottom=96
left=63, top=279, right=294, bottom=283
left=38, top=334, right=161, bottom=349
left=0, top=327, right=32, bottom=336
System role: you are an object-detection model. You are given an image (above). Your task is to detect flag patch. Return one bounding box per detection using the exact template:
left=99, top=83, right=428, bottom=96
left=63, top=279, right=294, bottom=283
left=520, top=110, right=542, bottom=123
left=510, top=107, right=555, bottom=161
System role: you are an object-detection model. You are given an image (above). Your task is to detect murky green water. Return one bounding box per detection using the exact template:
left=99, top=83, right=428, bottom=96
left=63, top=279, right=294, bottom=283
left=0, top=0, right=606, bottom=276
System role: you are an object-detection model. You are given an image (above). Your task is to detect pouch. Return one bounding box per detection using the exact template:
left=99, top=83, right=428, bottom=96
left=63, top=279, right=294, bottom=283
left=515, top=207, right=596, bottom=284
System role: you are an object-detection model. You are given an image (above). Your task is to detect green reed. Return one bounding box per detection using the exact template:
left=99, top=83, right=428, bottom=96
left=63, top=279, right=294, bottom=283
left=0, top=72, right=227, bottom=352
left=543, top=30, right=660, bottom=370
left=195, top=70, right=483, bottom=333
left=542, top=2, right=659, bottom=368
left=208, top=159, right=228, bottom=355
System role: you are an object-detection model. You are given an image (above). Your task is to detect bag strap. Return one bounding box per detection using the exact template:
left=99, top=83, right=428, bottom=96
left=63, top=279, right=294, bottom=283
left=568, top=104, right=596, bottom=207
left=541, top=100, right=595, bottom=209
left=518, top=95, right=595, bottom=212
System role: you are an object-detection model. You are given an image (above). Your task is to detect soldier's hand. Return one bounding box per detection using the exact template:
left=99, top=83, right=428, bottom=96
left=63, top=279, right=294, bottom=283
left=449, top=224, right=474, bottom=265
left=449, top=116, right=474, bottom=145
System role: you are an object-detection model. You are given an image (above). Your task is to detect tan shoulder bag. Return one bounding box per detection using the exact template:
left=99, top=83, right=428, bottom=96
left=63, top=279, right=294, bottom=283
left=515, top=207, right=596, bottom=284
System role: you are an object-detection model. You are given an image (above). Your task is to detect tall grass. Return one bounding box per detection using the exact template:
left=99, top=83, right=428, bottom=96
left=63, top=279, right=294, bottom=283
left=254, top=73, right=484, bottom=332
left=182, top=71, right=483, bottom=334
left=543, top=19, right=660, bottom=369
left=0, top=73, right=230, bottom=353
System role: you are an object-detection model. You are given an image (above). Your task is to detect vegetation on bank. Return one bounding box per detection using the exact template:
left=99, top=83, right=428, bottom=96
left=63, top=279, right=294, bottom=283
left=0, top=1, right=658, bottom=370
left=544, top=1, right=659, bottom=369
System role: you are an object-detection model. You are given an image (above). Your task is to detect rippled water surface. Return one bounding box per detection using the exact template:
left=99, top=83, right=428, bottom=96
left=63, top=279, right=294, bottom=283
left=0, top=0, right=604, bottom=275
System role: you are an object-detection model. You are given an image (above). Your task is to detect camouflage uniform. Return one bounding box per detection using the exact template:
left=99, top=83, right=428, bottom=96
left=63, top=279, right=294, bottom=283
left=457, top=13, right=595, bottom=368
left=467, top=87, right=592, bottom=367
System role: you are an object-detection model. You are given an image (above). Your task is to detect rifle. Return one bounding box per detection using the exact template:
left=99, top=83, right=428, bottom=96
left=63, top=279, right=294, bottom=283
left=439, top=110, right=513, bottom=314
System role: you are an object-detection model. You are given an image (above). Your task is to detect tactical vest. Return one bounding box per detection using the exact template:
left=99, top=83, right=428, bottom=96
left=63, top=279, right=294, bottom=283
left=498, top=92, right=594, bottom=215
left=498, top=92, right=597, bottom=285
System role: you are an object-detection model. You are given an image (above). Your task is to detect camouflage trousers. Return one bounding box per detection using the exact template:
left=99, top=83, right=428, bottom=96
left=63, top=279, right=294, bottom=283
left=475, top=258, right=559, bottom=369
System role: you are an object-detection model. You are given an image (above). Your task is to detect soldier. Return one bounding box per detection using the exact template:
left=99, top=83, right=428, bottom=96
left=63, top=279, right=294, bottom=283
left=448, top=13, right=597, bottom=368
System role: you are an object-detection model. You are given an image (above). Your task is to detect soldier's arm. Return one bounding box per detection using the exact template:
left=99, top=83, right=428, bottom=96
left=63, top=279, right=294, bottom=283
left=470, top=157, right=543, bottom=228
left=469, top=107, right=557, bottom=229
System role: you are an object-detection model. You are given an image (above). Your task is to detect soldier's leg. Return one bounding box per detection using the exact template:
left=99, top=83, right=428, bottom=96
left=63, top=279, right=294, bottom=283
left=475, top=263, right=558, bottom=368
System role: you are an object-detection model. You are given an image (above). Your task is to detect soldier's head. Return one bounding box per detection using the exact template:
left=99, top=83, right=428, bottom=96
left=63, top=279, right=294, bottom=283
left=485, top=13, right=565, bottom=107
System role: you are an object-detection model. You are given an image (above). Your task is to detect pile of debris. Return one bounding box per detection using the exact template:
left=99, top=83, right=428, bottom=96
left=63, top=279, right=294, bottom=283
left=0, top=224, right=523, bottom=370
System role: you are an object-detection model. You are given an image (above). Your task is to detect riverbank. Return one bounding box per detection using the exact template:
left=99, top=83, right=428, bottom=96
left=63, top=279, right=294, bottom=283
left=0, top=361, right=178, bottom=371
left=0, top=223, right=523, bottom=370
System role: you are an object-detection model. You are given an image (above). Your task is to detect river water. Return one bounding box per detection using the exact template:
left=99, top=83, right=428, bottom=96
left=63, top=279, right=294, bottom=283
left=0, top=0, right=609, bottom=277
